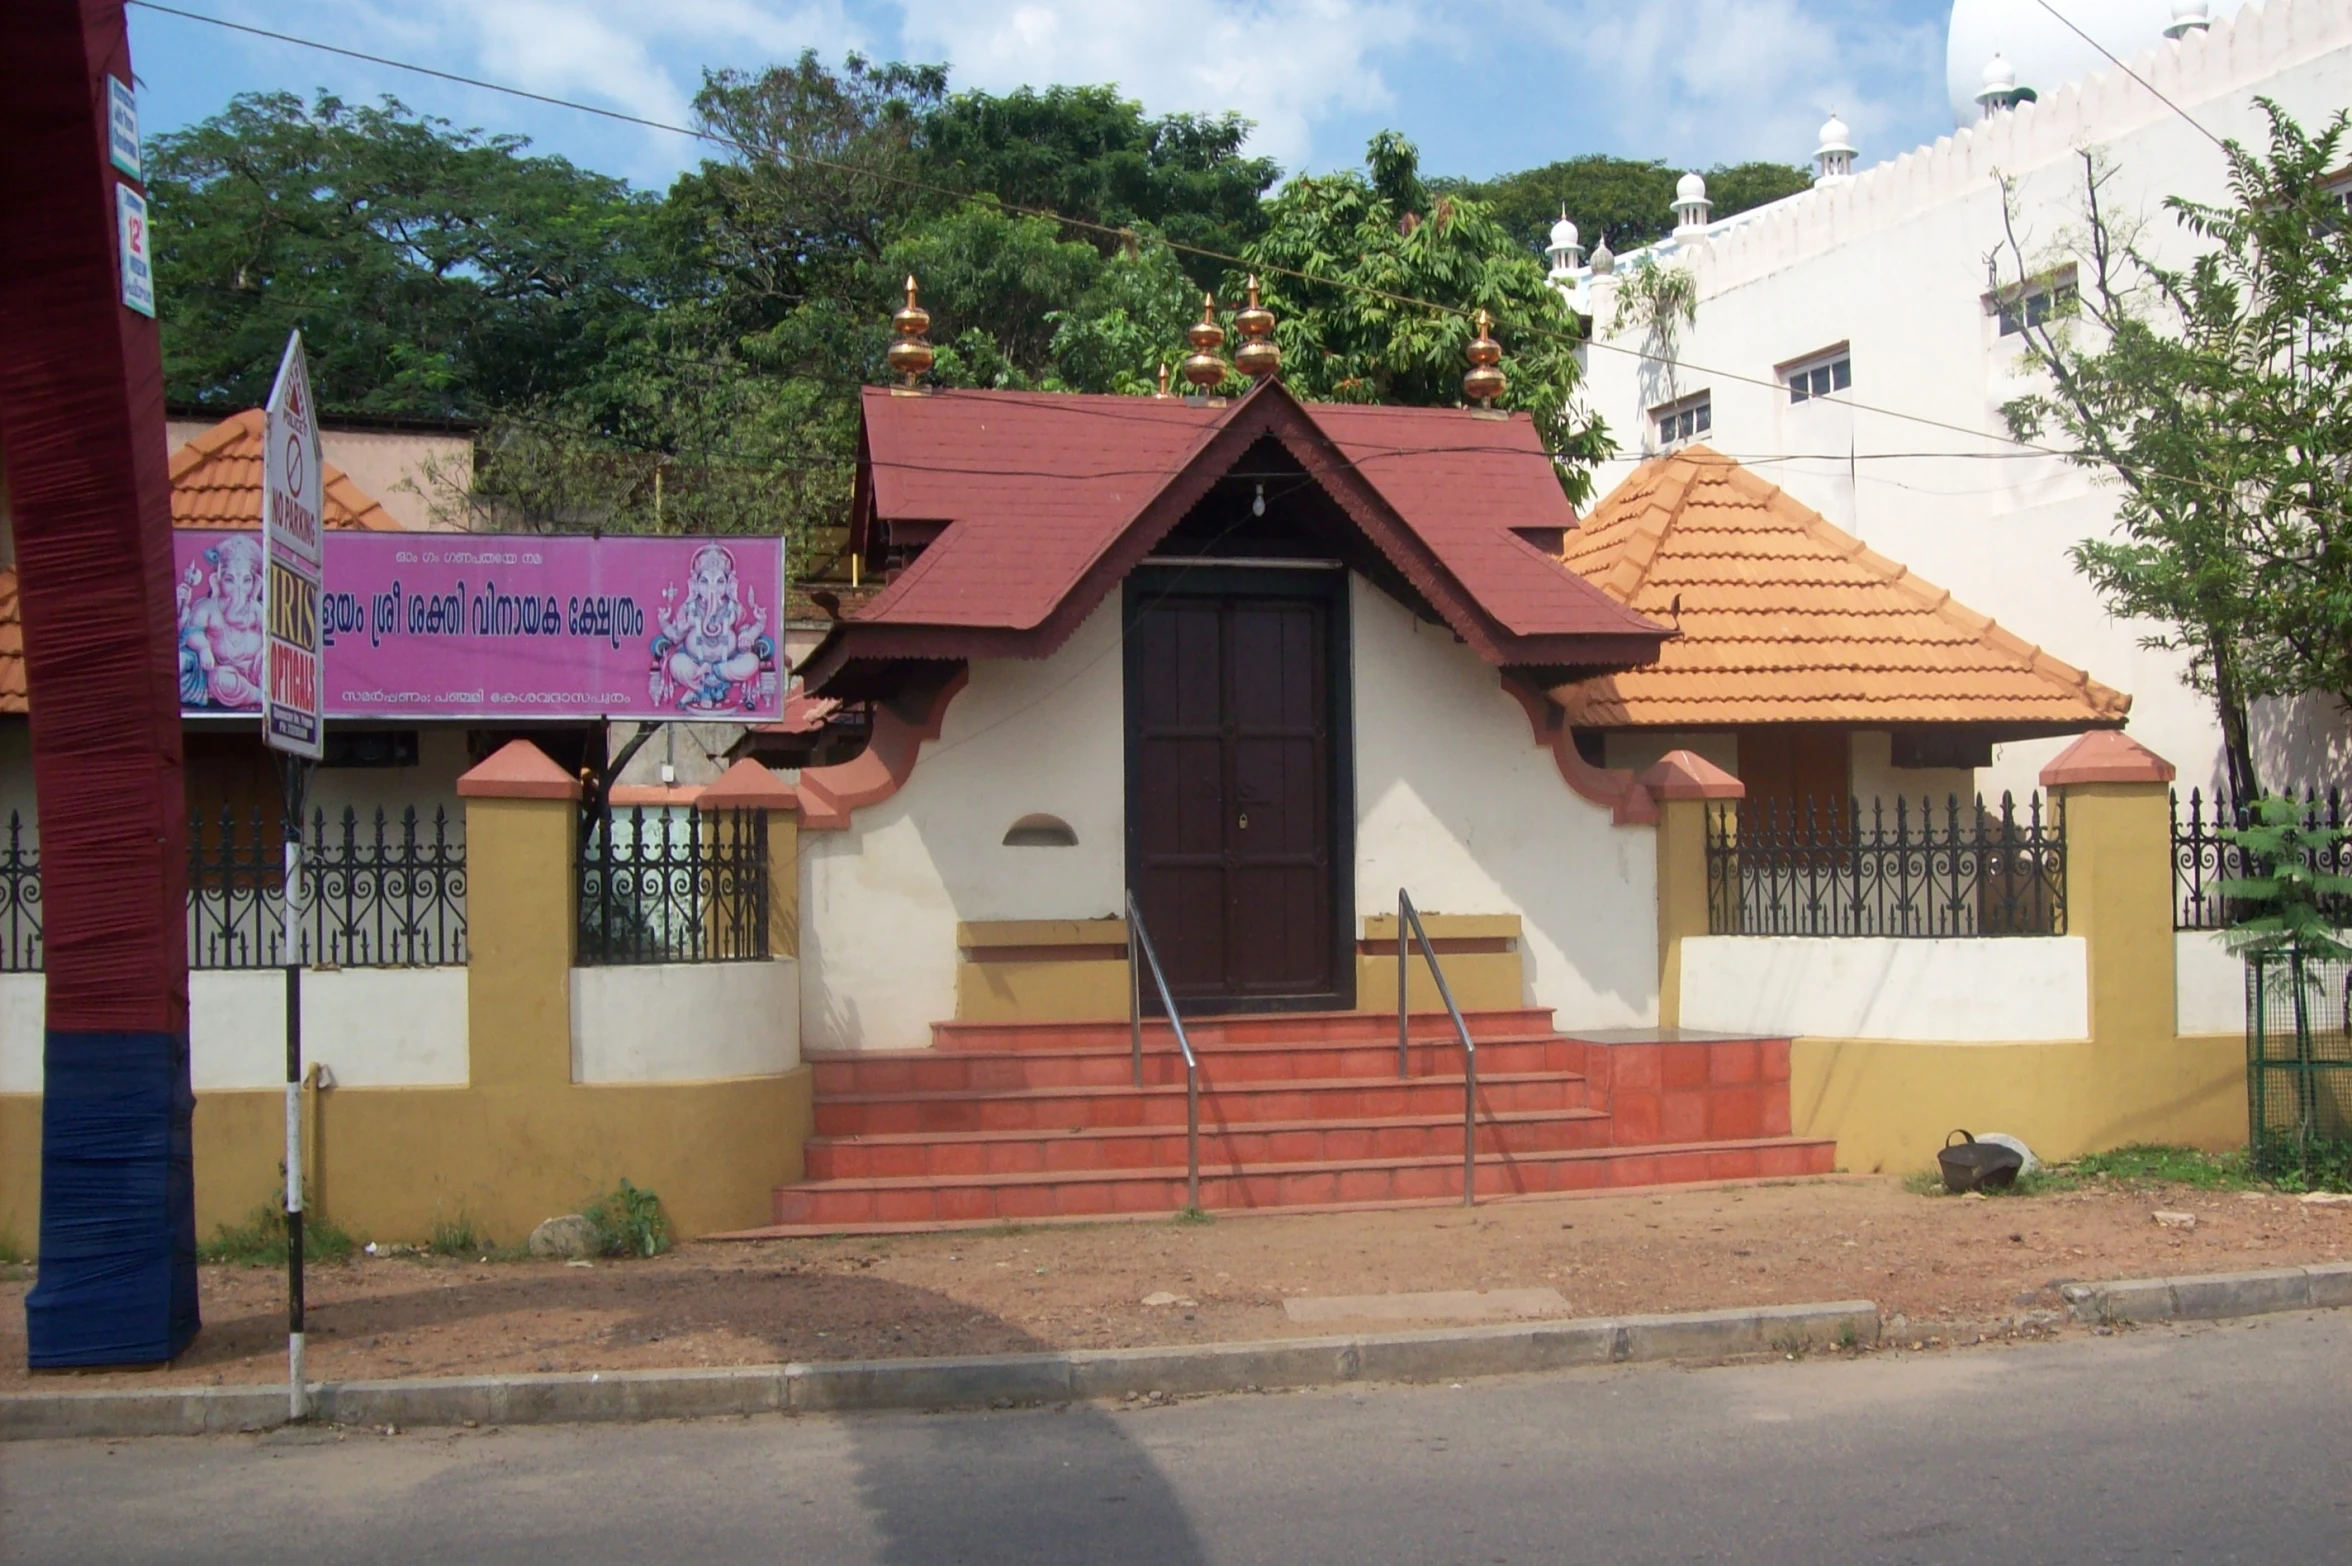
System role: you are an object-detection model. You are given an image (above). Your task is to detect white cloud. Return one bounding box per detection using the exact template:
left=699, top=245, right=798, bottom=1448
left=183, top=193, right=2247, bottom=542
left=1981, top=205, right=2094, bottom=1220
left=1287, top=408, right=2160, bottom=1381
left=885, top=0, right=1425, bottom=169
left=1515, top=0, right=1945, bottom=171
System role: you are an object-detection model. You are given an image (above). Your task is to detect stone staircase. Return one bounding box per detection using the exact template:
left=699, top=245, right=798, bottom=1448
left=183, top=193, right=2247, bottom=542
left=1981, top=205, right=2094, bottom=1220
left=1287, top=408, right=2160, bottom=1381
left=758, top=1010, right=1836, bottom=1233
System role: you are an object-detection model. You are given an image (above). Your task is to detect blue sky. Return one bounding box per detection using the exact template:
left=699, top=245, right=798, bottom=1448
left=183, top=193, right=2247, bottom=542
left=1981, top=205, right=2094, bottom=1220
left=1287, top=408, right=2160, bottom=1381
left=127, top=0, right=1960, bottom=192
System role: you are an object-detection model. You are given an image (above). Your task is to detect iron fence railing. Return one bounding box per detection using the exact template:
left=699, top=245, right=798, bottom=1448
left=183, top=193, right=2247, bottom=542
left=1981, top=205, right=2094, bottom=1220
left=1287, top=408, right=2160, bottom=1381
left=1707, top=793, right=2065, bottom=938
left=577, top=805, right=768, bottom=966
left=0, top=813, right=39, bottom=973
left=0, top=806, right=467, bottom=973
left=2172, top=787, right=2352, bottom=932
left=187, top=805, right=469, bottom=969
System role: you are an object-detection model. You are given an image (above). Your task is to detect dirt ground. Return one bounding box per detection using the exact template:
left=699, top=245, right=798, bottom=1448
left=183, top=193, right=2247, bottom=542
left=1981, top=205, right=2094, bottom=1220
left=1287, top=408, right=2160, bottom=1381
left=5, top=1176, right=2348, bottom=1391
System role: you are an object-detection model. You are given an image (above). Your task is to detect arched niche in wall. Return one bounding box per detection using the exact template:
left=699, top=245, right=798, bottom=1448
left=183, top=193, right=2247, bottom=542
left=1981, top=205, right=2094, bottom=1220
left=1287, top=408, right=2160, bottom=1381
left=1002, top=813, right=1079, bottom=848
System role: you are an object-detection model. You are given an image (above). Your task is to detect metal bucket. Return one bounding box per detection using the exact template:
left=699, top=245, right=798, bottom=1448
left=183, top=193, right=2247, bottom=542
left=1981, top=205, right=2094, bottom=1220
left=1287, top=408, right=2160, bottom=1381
left=1937, top=1129, right=2023, bottom=1194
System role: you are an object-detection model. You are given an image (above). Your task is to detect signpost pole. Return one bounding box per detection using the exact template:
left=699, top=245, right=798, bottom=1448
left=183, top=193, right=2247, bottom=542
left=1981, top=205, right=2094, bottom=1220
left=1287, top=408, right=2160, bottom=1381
left=261, top=329, right=326, bottom=1422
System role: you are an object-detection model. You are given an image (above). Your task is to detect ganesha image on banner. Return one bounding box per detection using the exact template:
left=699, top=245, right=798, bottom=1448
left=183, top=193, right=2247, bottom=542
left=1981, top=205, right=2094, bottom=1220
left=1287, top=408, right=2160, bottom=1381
left=177, top=533, right=266, bottom=712
left=647, top=543, right=778, bottom=715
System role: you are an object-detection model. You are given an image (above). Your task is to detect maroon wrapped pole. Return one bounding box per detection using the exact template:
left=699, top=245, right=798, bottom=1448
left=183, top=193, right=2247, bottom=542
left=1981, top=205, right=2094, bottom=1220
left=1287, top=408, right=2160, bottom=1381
left=0, top=1, right=198, bottom=1366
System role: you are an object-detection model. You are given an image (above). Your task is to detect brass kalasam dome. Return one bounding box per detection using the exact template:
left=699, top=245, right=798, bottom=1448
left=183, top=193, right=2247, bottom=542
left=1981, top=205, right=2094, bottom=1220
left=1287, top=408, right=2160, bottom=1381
left=1462, top=309, right=1506, bottom=408
left=1233, top=275, right=1279, bottom=380
left=1180, top=294, right=1229, bottom=390
left=886, top=274, right=934, bottom=386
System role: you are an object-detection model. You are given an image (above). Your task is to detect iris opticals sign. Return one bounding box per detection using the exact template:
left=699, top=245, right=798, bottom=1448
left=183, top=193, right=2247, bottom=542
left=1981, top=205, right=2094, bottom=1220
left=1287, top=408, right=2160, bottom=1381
left=114, top=183, right=154, bottom=318
left=261, top=333, right=325, bottom=756
left=175, top=531, right=785, bottom=722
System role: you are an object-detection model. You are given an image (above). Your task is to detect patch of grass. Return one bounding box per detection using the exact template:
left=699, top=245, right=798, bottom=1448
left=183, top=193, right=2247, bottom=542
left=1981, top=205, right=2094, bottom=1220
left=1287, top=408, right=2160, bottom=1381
left=2254, top=1137, right=2352, bottom=1194
left=582, top=1178, right=670, bottom=1258
left=199, top=1201, right=357, bottom=1267
left=2070, top=1144, right=2259, bottom=1190
left=1904, top=1165, right=2073, bottom=1198
left=1172, top=1206, right=1215, bottom=1226
left=430, top=1211, right=488, bottom=1257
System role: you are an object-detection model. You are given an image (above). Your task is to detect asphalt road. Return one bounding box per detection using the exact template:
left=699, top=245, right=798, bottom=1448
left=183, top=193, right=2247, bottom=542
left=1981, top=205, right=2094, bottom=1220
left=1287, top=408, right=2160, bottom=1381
left=6, top=1313, right=2350, bottom=1565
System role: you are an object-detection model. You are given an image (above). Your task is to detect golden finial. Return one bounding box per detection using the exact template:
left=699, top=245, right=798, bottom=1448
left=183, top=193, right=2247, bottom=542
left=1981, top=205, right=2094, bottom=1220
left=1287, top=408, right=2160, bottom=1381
left=886, top=274, right=934, bottom=388
left=1233, top=275, right=1279, bottom=380
left=1154, top=363, right=1172, bottom=399
left=1180, top=294, right=1229, bottom=392
left=1462, top=308, right=1505, bottom=408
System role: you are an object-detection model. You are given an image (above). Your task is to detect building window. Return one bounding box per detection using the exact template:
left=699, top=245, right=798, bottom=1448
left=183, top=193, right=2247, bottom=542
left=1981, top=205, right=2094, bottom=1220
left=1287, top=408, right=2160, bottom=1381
left=1988, top=268, right=2078, bottom=336
left=1783, top=350, right=1851, bottom=404
left=1653, top=392, right=1712, bottom=448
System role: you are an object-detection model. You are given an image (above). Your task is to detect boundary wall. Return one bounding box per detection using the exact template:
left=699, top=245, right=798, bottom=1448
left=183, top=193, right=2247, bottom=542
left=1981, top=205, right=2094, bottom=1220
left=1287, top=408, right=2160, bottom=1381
left=1660, top=735, right=2245, bottom=1173
left=0, top=745, right=813, bottom=1250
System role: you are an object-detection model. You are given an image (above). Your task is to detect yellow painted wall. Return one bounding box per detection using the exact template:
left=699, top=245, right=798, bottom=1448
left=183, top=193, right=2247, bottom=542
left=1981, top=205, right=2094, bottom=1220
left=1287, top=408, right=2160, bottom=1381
left=0, top=1095, right=37, bottom=1253
left=1767, top=783, right=2250, bottom=1172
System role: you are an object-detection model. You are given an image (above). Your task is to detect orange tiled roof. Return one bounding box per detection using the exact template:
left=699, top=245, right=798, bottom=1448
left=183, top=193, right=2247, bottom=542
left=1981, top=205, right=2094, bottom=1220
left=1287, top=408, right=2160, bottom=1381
left=0, top=570, right=21, bottom=715
left=1554, top=446, right=2131, bottom=733
left=168, top=409, right=405, bottom=532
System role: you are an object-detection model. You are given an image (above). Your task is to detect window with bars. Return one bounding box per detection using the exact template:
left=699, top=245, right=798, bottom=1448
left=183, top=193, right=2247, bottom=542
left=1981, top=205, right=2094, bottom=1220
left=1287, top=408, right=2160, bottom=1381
left=1784, top=352, right=1851, bottom=403
left=1653, top=393, right=1712, bottom=448
left=1988, top=268, right=2078, bottom=336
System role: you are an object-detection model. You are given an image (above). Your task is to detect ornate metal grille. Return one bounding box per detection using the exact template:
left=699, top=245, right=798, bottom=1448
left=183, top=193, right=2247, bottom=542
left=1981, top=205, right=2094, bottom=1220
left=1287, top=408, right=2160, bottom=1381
left=185, top=805, right=468, bottom=969
left=1706, top=793, right=2065, bottom=938
left=2172, top=788, right=2352, bottom=932
left=577, top=806, right=769, bottom=966
left=0, top=813, right=40, bottom=973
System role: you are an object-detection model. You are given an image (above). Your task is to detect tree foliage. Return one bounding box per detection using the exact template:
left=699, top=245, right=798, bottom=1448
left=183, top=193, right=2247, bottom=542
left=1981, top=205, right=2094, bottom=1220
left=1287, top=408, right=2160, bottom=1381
left=1244, top=134, right=1611, bottom=499
left=1998, top=102, right=2352, bottom=797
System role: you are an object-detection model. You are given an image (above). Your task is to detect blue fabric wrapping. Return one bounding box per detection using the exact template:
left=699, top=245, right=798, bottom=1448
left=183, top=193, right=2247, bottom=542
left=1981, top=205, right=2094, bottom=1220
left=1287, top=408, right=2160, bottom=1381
left=24, top=1029, right=200, bottom=1367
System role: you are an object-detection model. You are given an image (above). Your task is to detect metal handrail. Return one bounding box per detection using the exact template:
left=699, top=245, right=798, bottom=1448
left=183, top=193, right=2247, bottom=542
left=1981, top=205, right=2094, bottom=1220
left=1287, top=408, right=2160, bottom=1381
left=1126, top=892, right=1202, bottom=1211
left=1396, top=888, right=1478, bottom=1208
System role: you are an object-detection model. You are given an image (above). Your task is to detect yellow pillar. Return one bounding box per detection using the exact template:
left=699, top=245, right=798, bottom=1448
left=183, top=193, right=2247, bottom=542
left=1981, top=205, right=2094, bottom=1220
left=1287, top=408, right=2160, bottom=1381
left=2041, top=732, right=2178, bottom=1054
left=1640, top=751, right=1744, bottom=1029
left=456, top=739, right=579, bottom=1088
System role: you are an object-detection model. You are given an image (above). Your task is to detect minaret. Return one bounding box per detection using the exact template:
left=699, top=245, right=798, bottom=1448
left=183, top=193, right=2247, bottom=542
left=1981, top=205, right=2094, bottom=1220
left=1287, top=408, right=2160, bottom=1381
left=1975, top=53, right=2034, bottom=119
left=1814, top=112, right=1857, bottom=186
left=2165, top=0, right=2212, bottom=39
left=1672, top=172, right=1711, bottom=240
left=1545, top=208, right=1584, bottom=283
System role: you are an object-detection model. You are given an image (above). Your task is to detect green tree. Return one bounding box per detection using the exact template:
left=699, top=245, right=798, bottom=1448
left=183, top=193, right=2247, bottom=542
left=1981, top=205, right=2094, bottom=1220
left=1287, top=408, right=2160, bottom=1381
left=1243, top=134, right=1613, bottom=499
left=147, top=90, right=656, bottom=417
left=1997, top=102, right=2352, bottom=798
left=1434, top=156, right=1814, bottom=260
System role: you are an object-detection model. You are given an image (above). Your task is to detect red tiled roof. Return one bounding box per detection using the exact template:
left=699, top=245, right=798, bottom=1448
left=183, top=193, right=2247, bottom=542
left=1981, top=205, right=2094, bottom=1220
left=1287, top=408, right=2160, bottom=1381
left=805, top=381, right=1666, bottom=690
left=168, top=409, right=407, bottom=532
left=1554, top=446, right=2131, bottom=732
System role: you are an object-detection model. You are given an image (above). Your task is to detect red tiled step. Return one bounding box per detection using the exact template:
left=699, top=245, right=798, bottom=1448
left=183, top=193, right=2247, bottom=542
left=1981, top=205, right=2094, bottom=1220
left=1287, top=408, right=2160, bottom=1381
left=813, top=1071, right=1592, bottom=1138
left=769, top=1137, right=1839, bottom=1228
left=807, top=1033, right=1589, bottom=1096
left=930, top=1008, right=1564, bottom=1052
left=804, top=1107, right=1615, bottom=1180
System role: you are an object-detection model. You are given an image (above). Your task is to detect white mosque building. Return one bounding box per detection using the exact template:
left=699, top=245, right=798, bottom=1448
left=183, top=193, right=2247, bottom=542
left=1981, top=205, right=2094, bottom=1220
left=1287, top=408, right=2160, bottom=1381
left=1564, top=0, right=2349, bottom=798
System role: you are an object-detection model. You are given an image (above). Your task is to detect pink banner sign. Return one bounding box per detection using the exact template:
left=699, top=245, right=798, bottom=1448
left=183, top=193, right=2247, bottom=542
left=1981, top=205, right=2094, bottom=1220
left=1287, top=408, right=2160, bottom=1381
left=175, top=531, right=785, bottom=722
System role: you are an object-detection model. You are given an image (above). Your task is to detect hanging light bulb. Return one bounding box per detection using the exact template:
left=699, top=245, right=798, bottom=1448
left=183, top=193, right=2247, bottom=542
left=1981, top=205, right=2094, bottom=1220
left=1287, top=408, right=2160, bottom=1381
left=1252, top=483, right=1266, bottom=518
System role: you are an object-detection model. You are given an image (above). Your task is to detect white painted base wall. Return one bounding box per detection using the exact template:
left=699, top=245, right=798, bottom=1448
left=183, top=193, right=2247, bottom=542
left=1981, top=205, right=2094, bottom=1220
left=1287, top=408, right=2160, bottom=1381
left=0, top=967, right=469, bottom=1092
left=571, top=958, right=799, bottom=1083
left=2176, top=931, right=2246, bottom=1037
left=1680, top=936, right=2089, bottom=1042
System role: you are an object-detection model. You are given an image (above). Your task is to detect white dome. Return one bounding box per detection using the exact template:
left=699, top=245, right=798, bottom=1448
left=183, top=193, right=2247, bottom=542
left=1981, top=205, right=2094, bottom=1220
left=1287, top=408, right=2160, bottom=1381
left=1589, top=236, right=1615, bottom=275
left=1946, top=0, right=2250, bottom=127
left=1548, top=214, right=1580, bottom=250
left=1675, top=171, right=1707, bottom=205
left=1817, top=112, right=1856, bottom=153
left=1980, top=52, right=2017, bottom=94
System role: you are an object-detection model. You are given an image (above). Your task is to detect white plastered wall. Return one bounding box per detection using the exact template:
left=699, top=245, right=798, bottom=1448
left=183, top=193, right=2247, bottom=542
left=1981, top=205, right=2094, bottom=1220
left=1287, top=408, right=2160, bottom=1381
left=798, top=599, right=1127, bottom=1052
left=571, top=959, right=799, bottom=1082
left=1575, top=0, right=2352, bottom=799
left=1352, top=579, right=1660, bottom=1028
left=0, top=968, right=468, bottom=1092
left=1679, top=935, right=2090, bottom=1042
left=2176, top=930, right=2246, bottom=1036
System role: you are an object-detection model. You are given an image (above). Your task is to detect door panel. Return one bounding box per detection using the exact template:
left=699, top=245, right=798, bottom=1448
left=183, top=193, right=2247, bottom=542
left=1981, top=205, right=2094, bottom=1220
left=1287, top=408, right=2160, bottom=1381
left=1130, top=587, right=1337, bottom=1005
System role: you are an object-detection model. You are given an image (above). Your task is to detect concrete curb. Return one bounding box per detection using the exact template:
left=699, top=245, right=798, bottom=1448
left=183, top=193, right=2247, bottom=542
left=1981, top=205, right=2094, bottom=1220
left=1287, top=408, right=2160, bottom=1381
left=0, top=1300, right=1878, bottom=1442
left=2061, top=1261, right=2352, bottom=1326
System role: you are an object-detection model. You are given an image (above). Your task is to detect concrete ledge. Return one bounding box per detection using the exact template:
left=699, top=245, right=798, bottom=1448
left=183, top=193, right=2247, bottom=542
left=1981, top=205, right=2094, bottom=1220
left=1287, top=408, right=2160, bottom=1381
left=2062, top=1263, right=2352, bottom=1325
left=0, top=1299, right=1878, bottom=1441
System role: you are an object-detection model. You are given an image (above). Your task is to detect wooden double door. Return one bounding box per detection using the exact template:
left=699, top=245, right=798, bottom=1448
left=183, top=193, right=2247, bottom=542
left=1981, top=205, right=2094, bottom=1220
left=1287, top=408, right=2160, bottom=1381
left=1125, top=569, right=1352, bottom=1010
